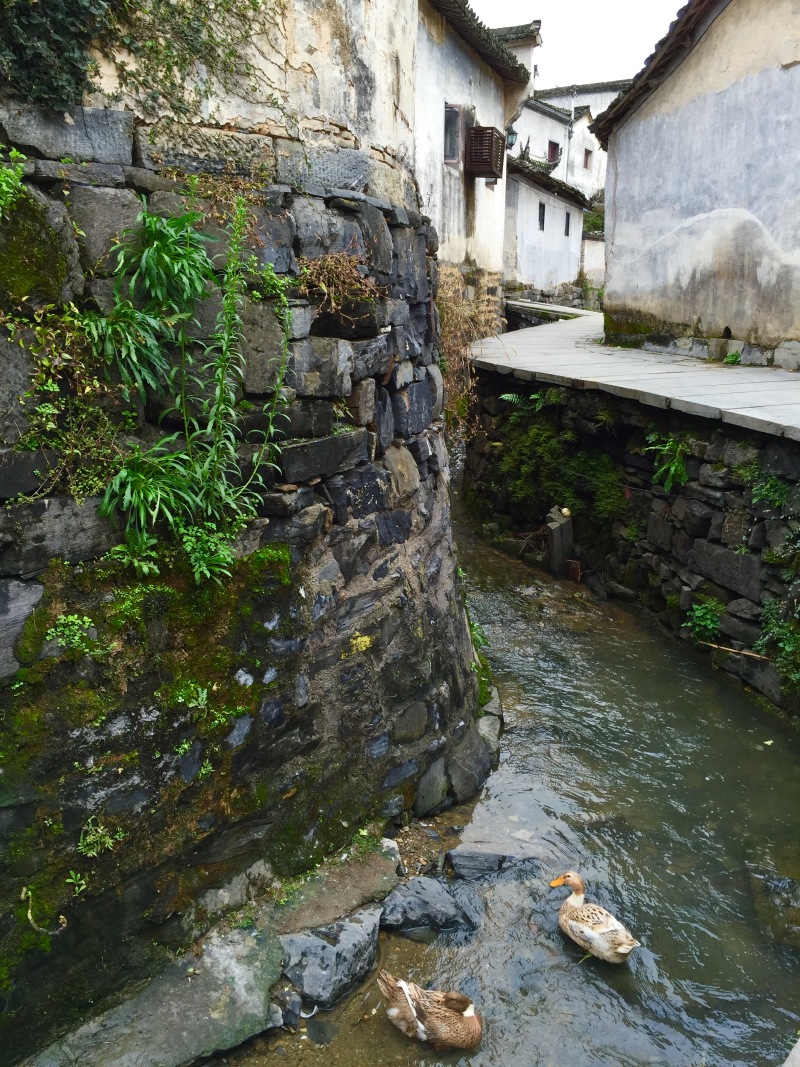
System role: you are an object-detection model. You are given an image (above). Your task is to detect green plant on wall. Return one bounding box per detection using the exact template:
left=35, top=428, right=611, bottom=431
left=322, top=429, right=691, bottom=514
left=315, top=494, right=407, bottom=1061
left=0, top=0, right=283, bottom=117
left=735, top=463, right=790, bottom=512
left=754, top=599, right=800, bottom=690
left=682, top=595, right=724, bottom=642
left=644, top=430, right=690, bottom=493
left=0, top=144, right=27, bottom=218
left=497, top=409, right=626, bottom=524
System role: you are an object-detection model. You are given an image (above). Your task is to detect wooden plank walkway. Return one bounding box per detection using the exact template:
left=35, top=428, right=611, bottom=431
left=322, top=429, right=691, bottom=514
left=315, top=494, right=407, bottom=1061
left=471, top=305, right=800, bottom=442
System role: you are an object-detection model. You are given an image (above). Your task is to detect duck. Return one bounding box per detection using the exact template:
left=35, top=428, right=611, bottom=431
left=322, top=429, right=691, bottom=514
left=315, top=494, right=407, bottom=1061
left=377, top=969, right=483, bottom=1050
left=549, top=870, right=641, bottom=963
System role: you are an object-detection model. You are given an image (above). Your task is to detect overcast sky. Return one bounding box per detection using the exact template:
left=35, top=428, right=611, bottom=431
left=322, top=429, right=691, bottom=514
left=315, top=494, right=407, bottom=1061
left=469, top=0, right=683, bottom=87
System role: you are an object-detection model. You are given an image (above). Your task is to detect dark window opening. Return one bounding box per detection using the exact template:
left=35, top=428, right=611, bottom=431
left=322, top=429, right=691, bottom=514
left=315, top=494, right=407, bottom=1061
left=584, top=148, right=592, bottom=169
left=538, top=202, right=546, bottom=230
left=565, top=211, right=571, bottom=237
left=444, top=105, right=461, bottom=163
left=548, top=140, right=560, bottom=163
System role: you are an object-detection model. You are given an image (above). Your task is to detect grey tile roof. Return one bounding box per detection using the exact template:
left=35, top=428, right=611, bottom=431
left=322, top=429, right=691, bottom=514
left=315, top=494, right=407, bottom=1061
left=427, top=0, right=534, bottom=84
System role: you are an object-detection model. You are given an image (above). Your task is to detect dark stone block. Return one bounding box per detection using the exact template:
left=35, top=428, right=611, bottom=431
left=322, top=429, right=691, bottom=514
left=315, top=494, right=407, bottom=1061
left=0, top=102, right=133, bottom=164
left=320, top=475, right=349, bottom=524
left=391, top=381, right=434, bottom=437
left=290, top=196, right=364, bottom=259
left=345, top=464, right=390, bottom=517
left=382, top=759, right=419, bottom=789
left=0, top=184, right=84, bottom=308
left=393, top=700, right=427, bottom=742
left=391, top=228, right=429, bottom=303
left=260, top=699, right=285, bottom=728
left=248, top=206, right=298, bottom=274
left=259, top=503, right=329, bottom=547
left=0, top=449, right=58, bottom=500
left=358, top=203, right=393, bottom=276
left=0, top=497, right=118, bottom=578
left=33, top=160, right=127, bottom=187
left=373, top=387, right=395, bottom=457
left=179, top=741, right=203, bottom=783
left=672, top=529, right=694, bottom=564
left=688, top=540, right=765, bottom=600
left=447, top=727, right=491, bottom=802
left=289, top=337, right=353, bottom=397
left=719, top=614, right=761, bottom=646
left=63, top=185, right=142, bottom=274
left=258, top=487, right=315, bottom=517
left=366, top=733, right=389, bottom=759
left=241, top=298, right=287, bottom=393
left=224, top=716, right=253, bottom=749
left=647, top=512, right=673, bottom=551
left=376, top=509, right=412, bottom=545
left=351, top=335, right=391, bottom=381
left=279, top=431, right=368, bottom=483
left=282, top=399, right=335, bottom=439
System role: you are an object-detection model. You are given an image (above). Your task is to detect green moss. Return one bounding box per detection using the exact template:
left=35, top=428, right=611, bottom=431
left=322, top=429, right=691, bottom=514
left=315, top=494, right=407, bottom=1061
left=14, top=603, right=51, bottom=665
left=0, top=192, right=70, bottom=307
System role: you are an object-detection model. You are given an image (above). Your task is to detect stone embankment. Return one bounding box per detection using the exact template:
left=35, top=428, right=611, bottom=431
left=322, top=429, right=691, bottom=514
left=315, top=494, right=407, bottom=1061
left=0, top=102, right=489, bottom=1063
left=466, top=340, right=800, bottom=717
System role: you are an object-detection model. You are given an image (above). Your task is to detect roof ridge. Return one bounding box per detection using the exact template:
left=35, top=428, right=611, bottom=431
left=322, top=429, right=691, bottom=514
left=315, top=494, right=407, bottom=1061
left=427, top=0, right=534, bottom=84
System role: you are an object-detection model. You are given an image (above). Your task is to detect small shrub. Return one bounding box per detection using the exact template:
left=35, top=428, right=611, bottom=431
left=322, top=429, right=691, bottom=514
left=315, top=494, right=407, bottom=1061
left=45, top=615, right=98, bottom=655
left=77, top=816, right=123, bottom=858
left=723, top=351, right=741, bottom=365
left=754, top=599, right=800, bottom=690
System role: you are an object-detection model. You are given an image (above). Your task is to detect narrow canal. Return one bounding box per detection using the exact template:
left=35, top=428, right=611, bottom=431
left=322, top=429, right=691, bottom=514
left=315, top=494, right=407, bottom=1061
left=228, top=493, right=800, bottom=1067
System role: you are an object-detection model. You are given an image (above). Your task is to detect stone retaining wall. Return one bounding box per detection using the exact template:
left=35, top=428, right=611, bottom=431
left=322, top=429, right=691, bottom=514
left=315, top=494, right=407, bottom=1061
left=0, top=104, right=489, bottom=1063
left=465, top=371, right=800, bottom=718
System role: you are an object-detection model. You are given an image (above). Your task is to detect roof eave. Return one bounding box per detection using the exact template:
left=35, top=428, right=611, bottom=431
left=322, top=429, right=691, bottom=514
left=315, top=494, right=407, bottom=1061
left=426, top=0, right=533, bottom=84
left=507, top=156, right=589, bottom=208
left=591, top=0, right=731, bottom=146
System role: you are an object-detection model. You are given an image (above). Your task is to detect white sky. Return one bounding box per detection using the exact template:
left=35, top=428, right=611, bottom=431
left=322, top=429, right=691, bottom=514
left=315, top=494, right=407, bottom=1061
left=468, top=0, right=683, bottom=87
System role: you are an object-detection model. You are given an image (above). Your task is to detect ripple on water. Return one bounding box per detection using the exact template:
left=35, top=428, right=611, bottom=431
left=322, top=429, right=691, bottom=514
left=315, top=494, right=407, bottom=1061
left=224, top=524, right=800, bottom=1067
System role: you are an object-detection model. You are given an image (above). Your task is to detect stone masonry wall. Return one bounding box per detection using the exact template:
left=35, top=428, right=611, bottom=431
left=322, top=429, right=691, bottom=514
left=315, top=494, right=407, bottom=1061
left=465, top=370, right=800, bottom=719
left=0, top=105, right=489, bottom=1064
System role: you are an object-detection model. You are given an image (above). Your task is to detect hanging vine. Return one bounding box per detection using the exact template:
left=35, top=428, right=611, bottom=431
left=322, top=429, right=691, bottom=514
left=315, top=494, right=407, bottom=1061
left=0, top=0, right=285, bottom=119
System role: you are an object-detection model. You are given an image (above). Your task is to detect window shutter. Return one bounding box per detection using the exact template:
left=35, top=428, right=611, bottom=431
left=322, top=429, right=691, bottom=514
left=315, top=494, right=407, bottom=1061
left=465, top=127, right=505, bottom=178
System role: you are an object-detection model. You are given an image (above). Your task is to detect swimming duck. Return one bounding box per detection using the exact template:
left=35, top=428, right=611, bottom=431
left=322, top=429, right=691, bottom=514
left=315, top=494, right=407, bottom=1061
left=549, top=870, right=641, bottom=963
left=377, top=969, right=483, bottom=1050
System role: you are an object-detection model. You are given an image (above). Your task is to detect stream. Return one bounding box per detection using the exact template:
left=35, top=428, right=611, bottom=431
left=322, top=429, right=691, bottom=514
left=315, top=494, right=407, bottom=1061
left=226, top=496, right=800, bottom=1067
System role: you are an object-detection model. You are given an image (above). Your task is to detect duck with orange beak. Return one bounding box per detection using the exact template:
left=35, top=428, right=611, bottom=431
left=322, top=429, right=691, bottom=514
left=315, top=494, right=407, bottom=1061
left=550, top=870, right=641, bottom=963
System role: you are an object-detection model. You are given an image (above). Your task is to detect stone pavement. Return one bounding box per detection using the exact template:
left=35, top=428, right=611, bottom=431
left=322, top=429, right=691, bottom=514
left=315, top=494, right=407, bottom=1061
left=472, top=305, right=800, bottom=441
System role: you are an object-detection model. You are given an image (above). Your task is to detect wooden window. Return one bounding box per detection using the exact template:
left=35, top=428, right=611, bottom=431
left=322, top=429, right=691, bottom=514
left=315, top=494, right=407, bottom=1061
left=444, top=105, right=461, bottom=163
left=538, top=202, right=546, bottom=230
left=584, top=148, right=593, bottom=169
left=565, top=211, right=571, bottom=237
left=548, top=140, right=560, bottom=163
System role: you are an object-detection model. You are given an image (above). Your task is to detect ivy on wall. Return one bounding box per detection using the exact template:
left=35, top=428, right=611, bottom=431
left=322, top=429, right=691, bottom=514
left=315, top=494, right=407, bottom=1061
left=0, top=0, right=280, bottom=117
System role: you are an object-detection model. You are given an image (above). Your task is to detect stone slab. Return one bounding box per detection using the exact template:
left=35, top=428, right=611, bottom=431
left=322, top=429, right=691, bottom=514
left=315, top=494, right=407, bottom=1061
left=0, top=103, right=133, bottom=165
left=471, top=312, right=800, bottom=441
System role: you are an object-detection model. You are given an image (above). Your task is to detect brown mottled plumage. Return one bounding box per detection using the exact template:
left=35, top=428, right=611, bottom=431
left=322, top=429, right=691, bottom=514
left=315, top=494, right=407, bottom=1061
left=376, top=970, right=483, bottom=1050
left=549, top=871, right=641, bottom=963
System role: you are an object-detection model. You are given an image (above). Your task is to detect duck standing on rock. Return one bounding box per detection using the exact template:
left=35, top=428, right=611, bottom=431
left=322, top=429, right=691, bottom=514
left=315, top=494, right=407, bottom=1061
left=549, top=870, right=641, bottom=963
left=377, top=969, right=483, bottom=1050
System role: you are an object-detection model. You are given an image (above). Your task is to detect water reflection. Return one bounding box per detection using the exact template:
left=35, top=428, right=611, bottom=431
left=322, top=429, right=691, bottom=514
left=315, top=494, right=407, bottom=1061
left=227, top=514, right=800, bottom=1067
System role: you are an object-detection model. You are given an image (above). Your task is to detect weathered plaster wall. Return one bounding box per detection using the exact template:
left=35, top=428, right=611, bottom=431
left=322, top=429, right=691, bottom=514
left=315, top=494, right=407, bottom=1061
left=604, top=0, right=800, bottom=346
left=504, top=176, right=582, bottom=288
left=0, top=105, right=490, bottom=1064
left=562, top=115, right=604, bottom=199
left=414, top=0, right=514, bottom=271
left=581, top=235, right=605, bottom=286
left=92, top=0, right=419, bottom=208
left=511, top=104, right=568, bottom=173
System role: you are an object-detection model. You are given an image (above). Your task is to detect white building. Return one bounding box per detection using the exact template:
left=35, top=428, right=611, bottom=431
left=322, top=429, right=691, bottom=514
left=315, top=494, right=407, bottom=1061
left=414, top=5, right=539, bottom=276
left=593, top=0, right=800, bottom=351
left=503, top=156, right=587, bottom=290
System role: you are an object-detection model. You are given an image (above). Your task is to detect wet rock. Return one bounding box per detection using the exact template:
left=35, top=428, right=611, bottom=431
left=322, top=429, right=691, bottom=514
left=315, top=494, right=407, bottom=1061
left=0, top=449, right=58, bottom=499
left=446, top=727, right=491, bottom=803
left=0, top=578, right=44, bottom=678
left=279, top=905, right=381, bottom=1009
left=445, top=848, right=505, bottom=879
left=688, top=540, right=764, bottom=600
left=413, top=757, right=448, bottom=816
left=477, top=714, right=501, bottom=766
left=0, top=184, right=84, bottom=307
left=22, top=926, right=284, bottom=1067
left=0, top=498, right=118, bottom=578
left=746, top=862, right=800, bottom=949
left=391, top=381, right=434, bottom=438
left=380, top=876, right=473, bottom=933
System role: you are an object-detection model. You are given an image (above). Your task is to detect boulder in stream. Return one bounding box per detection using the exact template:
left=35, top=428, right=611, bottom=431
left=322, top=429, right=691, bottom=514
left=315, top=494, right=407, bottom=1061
left=380, top=876, right=474, bottom=933
left=279, top=904, right=382, bottom=1008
